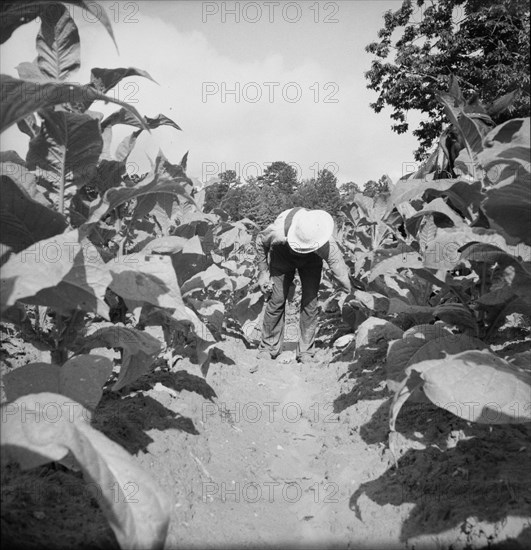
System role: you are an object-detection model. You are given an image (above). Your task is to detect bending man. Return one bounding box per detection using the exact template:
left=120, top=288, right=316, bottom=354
left=255, top=207, right=351, bottom=364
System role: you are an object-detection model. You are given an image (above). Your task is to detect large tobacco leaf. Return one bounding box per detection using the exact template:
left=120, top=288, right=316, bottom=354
left=180, top=263, right=233, bottom=296
left=0, top=75, right=147, bottom=133
left=27, top=109, right=103, bottom=193
left=423, top=226, right=529, bottom=271
left=108, top=253, right=184, bottom=311
left=0, top=173, right=67, bottom=254
left=3, top=355, right=112, bottom=410
left=86, top=156, right=195, bottom=224
left=482, top=172, right=531, bottom=246
left=82, top=67, right=156, bottom=111
left=390, top=350, right=531, bottom=431
left=36, top=3, right=80, bottom=80
left=386, top=326, right=486, bottom=392
left=0, top=1, right=116, bottom=46
left=478, top=118, right=530, bottom=245
left=102, top=108, right=181, bottom=132
left=187, top=298, right=225, bottom=333
left=0, top=230, right=110, bottom=318
left=368, top=244, right=422, bottom=281
left=385, top=178, right=479, bottom=216
left=80, top=325, right=162, bottom=391
left=1, top=393, right=171, bottom=549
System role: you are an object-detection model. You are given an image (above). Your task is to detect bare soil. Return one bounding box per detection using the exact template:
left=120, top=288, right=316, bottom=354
left=1, top=323, right=531, bottom=550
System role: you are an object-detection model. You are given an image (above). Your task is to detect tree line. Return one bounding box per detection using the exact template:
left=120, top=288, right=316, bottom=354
left=202, top=161, right=390, bottom=228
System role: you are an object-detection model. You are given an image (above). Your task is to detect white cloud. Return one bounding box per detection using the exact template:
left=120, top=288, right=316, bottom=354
left=0, top=5, right=424, bottom=187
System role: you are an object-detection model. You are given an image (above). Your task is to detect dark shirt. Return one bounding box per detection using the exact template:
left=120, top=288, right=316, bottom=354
left=255, top=208, right=352, bottom=292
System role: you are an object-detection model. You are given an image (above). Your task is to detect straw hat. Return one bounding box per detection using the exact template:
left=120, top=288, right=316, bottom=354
left=287, top=209, right=335, bottom=253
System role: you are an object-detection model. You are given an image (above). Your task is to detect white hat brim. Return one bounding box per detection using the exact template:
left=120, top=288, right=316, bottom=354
left=287, top=210, right=334, bottom=253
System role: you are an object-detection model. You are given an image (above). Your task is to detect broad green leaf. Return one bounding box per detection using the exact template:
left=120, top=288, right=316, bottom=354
left=90, top=67, right=156, bottom=93
left=386, top=178, right=482, bottom=218
left=0, top=174, right=67, bottom=253
left=187, top=298, right=225, bottom=332
left=81, top=325, right=162, bottom=391
left=350, top=192, right=390, bottom=224
left=386, top=323, right=454, bottom=391
left=26, top=109, right=103, bottom=192
left=477, top=286, right=515, bottom=307
left=181, top=264, right=233, bottom=296
left=173, top=219, right=212, bottom=239
left=171, top=235, right=210, bottom=284
left=368, top=245, right=423, bottom=282
left=1, top=160, right=49, bottom=204
left=1, top=393, right=171, bottom=549
left=108, top=253, right=183, bottom=310
left=0, top=230, right=111, bottom=317
left=3, top=355, right=112, bottom=410
left=0, top=75, right=147, bottom=134
left=37, top=3, right=80, bottom=80
left=391, top=350, right=531, bottom=431
left=139, top=236, right=188, bottom=255
left=387, top=299, right=434, bottom=322
left=92, top=159, right=127, bottom=195
left=232, top=290, right=265, bottom=327
left=423, top=227, right=529, bottom=271
left=102, top=108, right=181, bottom=132
left=0, top=2, right=116, bottom=47
left=459, top=243, right=531, bottom=301
left=437, top=91, right=491, bottom=168
left=350, top=289, right=389, bottom=315
left=16, top=60, right=47, bottom=82
left=424, top=180, right=483, bottom=219
left=233, top=275, right=252, bottom=291
left=482, top=172, right=531, bottom=246
left=405, top=197, right=465, bottom=231
left=115, top=130, right=141, bottom=162
left=460, top=241, right=531, bottom=265
left=433, top=303, right=477, bottom=330
left=82, top=67, right=156, bottom=112
left=215, top=222, right=252, bottom=252
left=457, top=112, right=487, bottom=156
left=478, top=118, right=530, bottom=172
left=407, top=334, right=487, bottom=367
left=418, top=214, right=437, bottom=253
left=140, top=303, right=215, bottom=345
left=86, top=156, right=195, bottom=224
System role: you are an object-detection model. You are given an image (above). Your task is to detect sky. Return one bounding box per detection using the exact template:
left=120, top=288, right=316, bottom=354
left=0, top=0, right=426, bottom=187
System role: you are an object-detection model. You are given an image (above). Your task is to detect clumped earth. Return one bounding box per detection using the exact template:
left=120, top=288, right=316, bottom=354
left=1, top=316, right=531, bottom=550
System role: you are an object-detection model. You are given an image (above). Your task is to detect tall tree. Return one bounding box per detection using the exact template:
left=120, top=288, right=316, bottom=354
left=339, top=181, right=362, bottom=202
left=314, top=169, right=342, bottom=218
left=365, top=0, right=530, bottom=159
left=363, top=175, right=391, bottom=198
left=203, top=169, right=242, bottom=213
left=219, top=169, right=240, bottom=186
left=259, top=161, right=299, bottom=195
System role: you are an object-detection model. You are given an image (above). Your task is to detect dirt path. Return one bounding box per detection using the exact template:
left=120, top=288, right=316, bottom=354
left=2, top=335, right=531, bottom=549
left=146, top=341, right=393, bottom=549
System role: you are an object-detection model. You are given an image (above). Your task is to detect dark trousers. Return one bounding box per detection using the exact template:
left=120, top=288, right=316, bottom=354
left=259, top=244, right=323, bottom=358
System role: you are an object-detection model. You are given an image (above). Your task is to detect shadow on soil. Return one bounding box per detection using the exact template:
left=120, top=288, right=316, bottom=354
left=332, top=344, right=390, bottom=416
left=350, top=401, right=531, bottom=545
left=93, top=368, right=219, bottom=454
left=93, top=392, right=199, bottom=454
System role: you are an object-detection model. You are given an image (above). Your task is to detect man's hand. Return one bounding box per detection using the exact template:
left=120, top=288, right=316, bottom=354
left=257, top=271, right=273, bottom=295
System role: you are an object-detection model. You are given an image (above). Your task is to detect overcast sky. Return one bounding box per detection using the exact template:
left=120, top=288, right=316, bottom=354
left=0, top=0, right=426, bottom=186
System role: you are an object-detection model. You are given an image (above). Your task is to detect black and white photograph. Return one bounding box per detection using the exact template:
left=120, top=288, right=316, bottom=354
left=0, top=0, right=530, bottom=548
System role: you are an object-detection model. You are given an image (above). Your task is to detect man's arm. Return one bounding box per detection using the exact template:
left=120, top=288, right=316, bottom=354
left=316, top=237, right=352, bottom=293
left=255, top=210, right=291, bottom=273
left=255, top=227, right=272, bottom=273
